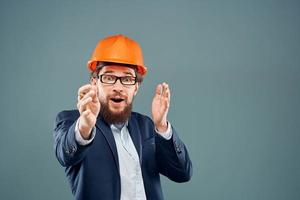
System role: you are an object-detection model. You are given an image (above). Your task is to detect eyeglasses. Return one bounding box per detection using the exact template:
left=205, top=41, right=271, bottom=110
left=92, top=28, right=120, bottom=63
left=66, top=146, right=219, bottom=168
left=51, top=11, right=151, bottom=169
left=98, top=74, right=137, bottom=85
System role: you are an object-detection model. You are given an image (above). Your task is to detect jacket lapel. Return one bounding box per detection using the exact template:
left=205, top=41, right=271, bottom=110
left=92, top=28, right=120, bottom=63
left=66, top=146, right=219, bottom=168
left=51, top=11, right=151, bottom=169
left=95, top=117, right=119, bottom=172
left=128, top=115, right=142, bottom=164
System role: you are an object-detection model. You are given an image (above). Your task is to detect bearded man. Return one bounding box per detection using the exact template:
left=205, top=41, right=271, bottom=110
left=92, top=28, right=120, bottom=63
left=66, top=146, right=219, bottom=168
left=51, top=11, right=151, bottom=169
left=53, top=34, right=192, bottom=200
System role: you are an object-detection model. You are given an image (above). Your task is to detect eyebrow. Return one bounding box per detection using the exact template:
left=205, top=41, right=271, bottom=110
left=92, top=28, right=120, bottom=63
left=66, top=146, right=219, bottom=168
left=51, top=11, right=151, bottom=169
left=101, top=70, right=134, bottom=76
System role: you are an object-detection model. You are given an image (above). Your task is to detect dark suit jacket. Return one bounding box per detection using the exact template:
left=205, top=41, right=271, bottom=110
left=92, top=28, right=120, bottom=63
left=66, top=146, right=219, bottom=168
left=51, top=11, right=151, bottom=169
left=53, top=110, right=192, bottom=200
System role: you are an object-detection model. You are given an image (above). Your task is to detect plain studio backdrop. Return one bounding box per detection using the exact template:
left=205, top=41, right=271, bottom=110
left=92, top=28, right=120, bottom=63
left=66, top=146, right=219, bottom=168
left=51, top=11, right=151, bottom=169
left=0, top=0, right=299, bottom=199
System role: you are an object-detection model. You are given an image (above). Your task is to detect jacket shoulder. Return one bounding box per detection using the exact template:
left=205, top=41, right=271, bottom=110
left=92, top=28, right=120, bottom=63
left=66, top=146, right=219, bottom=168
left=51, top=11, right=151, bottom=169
left=55, top=109, right=80, bottom=123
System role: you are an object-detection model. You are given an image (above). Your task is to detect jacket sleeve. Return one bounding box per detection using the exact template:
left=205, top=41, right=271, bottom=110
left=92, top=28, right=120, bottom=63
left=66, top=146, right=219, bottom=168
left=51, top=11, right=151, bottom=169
left=53, top=111, right=94, bottom=167
left=155, top=126, right=193, bottom=183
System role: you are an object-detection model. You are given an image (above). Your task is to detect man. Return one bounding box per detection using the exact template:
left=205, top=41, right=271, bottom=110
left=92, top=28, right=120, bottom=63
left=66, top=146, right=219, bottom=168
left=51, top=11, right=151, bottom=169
left=53, top=34, right=192, bottom=200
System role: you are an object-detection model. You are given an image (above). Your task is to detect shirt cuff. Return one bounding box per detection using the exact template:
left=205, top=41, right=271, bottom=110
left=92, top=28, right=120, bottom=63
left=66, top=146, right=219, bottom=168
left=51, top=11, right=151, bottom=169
left=155, top=122, right=173, bottom=140
left=75, top=119, right=96, bottom=146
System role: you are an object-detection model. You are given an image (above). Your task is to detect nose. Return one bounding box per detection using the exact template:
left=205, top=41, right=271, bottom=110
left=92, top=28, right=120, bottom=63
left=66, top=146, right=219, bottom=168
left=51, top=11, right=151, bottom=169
left=112, top=79, right=124, bottom=92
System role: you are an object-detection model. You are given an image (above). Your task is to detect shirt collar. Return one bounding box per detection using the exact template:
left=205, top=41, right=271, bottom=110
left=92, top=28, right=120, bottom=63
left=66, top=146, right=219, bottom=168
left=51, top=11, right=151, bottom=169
left=110, top=120, right=129, bottom=131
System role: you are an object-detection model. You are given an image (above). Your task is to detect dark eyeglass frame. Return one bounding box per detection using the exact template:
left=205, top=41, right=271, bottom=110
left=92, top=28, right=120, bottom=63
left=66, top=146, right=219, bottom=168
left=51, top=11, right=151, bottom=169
left=97, top=74, right=137, bottom=85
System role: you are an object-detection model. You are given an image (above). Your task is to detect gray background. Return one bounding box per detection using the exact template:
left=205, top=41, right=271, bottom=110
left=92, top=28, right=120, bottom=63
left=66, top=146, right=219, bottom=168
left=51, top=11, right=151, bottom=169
left=0, top=0, right=299, bottom=199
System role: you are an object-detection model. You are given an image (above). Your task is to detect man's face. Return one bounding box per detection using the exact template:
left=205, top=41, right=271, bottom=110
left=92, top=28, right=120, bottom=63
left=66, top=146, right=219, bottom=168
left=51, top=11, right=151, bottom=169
left=91, top=65, right=139, bottom=124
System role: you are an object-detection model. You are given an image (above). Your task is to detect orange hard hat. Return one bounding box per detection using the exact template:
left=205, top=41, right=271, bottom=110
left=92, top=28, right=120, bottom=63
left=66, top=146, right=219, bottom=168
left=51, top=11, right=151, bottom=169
left=87, top=34, right=147, bottom=76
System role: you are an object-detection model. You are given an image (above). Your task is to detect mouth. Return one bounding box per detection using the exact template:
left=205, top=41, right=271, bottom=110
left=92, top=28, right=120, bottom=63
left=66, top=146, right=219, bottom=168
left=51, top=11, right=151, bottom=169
left=110, top=97, right=125, bottom=103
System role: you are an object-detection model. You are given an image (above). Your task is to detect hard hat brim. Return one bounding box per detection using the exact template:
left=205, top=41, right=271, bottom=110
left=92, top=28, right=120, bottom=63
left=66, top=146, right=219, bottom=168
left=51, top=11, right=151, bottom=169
left=87, top=60, right=147, bottom=76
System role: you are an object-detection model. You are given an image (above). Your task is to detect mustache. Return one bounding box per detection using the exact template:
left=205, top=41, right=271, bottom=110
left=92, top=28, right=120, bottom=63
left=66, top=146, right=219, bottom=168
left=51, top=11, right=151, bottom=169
left=105, top=91, right=128, bottom=104
left=108, top=91, right=126, bottom=99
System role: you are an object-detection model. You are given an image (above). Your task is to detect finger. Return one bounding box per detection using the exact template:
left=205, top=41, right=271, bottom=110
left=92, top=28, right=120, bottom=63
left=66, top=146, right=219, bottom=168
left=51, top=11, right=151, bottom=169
left=78, top=84, right=93, bottom=99
left=78, top=91, right=92, bottom=101
left=155, top=84, right=162, bottom=96
left=161, top=83, right=170, bottom=107
left=161, top=82, right=166, bottom=95
left=78, top=89, right=95, bottom=101
left=78, top=97, right=92, bottom=113
left=82, top=109, right=91, bottom=117
left=91, top=85, right=99, bottom=103
left=165, top=96, right=170, bottom=108
left=164, top=89, right=170, bottom=103
left=162, top=82, right=170, bottom=95
left=81, top=96, right=92, bottom=108
left=162, top=92, right=170, bottom=107
left=162, top=83, right=169, bottom=98
left=78, top=84, right=92, bottom=95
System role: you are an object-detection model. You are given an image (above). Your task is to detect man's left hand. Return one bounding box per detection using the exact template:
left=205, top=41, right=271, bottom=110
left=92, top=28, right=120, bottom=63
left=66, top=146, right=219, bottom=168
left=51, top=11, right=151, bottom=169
left=152, top=82, right=171, bottom=132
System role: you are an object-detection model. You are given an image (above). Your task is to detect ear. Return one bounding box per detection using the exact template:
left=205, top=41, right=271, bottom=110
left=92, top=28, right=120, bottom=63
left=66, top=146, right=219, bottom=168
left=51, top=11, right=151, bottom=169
left=133, top=82, right=140, bottom=96
left=90, top=77, right=97, bottom=85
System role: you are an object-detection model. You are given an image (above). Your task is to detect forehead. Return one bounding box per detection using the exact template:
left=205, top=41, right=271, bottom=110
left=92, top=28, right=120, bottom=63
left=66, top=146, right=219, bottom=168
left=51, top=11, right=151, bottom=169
left=100, top=65, right=135, bottom=75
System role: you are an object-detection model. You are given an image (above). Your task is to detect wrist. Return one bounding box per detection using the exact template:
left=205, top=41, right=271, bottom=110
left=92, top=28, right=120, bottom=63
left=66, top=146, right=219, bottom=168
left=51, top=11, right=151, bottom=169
left=78, top=127, right=92, bottom=140
left=78, top=121, right=93, bottom=140
left=155, top=121, right=168, bottom=133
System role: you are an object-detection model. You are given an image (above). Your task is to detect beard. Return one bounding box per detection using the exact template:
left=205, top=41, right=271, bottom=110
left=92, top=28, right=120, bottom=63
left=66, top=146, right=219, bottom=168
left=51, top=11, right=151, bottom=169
left=99, top=93, right=133, bottom=124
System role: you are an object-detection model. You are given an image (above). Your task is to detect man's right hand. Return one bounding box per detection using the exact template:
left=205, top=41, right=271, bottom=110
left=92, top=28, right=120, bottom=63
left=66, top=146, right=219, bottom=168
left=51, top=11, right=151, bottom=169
left=77, top=84, right=100, bottom=139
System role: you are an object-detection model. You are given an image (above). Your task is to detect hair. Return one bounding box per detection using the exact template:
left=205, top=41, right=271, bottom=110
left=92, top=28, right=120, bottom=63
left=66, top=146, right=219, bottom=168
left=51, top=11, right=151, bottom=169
left=90, top=61, right=143, bottom=83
